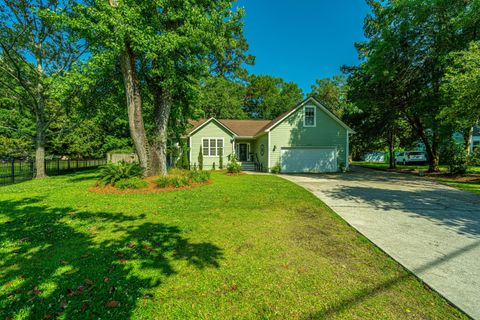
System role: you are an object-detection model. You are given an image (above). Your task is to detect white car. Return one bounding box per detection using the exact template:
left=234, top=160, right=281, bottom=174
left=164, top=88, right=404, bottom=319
left=395, top=151, right=427, bottom=165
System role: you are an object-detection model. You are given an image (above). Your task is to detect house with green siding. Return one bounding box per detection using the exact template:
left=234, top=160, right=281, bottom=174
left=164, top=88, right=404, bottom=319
left=186, top=97, right=354, bottom=173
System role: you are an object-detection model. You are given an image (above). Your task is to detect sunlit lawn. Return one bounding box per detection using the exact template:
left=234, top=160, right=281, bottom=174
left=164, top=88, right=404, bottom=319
left=0, top=171, right=467, bottom=319
left=354, top=161, right=480, bottom=194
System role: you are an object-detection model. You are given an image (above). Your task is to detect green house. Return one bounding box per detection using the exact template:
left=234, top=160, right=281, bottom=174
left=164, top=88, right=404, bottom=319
left=186, top=97, right=354, bottom=173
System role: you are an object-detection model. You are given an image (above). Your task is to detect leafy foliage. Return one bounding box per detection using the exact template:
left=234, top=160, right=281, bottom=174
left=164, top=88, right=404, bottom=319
left=98, top=162, right=144, bottom=186
left=155, top=169, right=210, bottom=188
left=219, top=148, right=224, bottom=170
left=226, top=155, right=241, bottom=174
left=270, top=163, right=281, bottom=174
left=115, top=177, right=148, bottom=190
left=443, top=140, right=468, bottom=174
left=198, top=148, right=204, bottom=171
left=244, top=75, right=304, bottom=120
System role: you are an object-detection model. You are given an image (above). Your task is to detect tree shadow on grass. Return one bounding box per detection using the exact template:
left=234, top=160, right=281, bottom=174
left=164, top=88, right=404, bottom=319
left=302, top=241, right=480, bottom=319
left=0, top=197, right=222, bottom=319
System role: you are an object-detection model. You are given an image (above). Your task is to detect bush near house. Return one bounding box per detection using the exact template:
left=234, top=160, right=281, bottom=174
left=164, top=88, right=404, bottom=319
left=270, top=163, right=281, bottom=174
left=226, top=155, right=241, bottom=174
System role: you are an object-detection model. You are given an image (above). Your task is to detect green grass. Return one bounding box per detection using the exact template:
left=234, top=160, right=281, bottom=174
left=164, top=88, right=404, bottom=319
left=353, top=161, right=480, bottom=174
left=354, top=161, right=480, bottom=194
left=0, top=171, right=467, bottom=319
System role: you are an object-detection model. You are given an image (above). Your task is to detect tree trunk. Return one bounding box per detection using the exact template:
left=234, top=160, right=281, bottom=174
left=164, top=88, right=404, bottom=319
left=464, top=126, right=474, bottom=156
left=119, top=44, right=150, bottom=175
left=388, top=129, right=396, bottom=169
left=35, top=119, right=46, bottom=178
left=407, top=115, right=439, bottom=172
left=150, top=87, right=172, bottom=176
left=35, top=52, right=47, bottom=178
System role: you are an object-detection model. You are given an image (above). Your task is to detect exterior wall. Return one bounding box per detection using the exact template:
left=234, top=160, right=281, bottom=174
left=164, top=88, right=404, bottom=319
left=252, top=134, right=269, bottom=172
left=189, top=121, right=234, bottom=169
left=269, top=104, right=348, bottom=171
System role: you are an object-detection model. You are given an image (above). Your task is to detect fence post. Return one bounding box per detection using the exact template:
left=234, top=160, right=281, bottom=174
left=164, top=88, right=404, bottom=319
left=11, top=159, right=15, bottom=184
left=57, top=159, right=60, bottom=175
left=68, top=159, right=70, bottom=171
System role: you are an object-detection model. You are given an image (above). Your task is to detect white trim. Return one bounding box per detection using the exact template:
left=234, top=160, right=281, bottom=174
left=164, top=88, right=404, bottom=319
left=189, top=136, right=192, bottom=169
left=189, top=118, right=237, bottom=137
left=264, top=97, right=355, bottom=133
left=303, top=105, right=316, bottom=127
left=267, top=131, right=271, bottom=170
left=201, top=137, right=225, bottom=158
left=346, top=132, right=350, bottom=169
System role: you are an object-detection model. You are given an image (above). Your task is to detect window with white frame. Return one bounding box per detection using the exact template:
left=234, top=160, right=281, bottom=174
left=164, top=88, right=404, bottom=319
left=304, top=106, right=316, bottom=127
left=202, top=138, right=224, bottom=156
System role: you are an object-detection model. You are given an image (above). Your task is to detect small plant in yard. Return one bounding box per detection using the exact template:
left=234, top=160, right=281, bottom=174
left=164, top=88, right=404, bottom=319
left=198, top=147, right=204, bottom=171
left=189, top=170, right=211, bottom=183
left=156, top=175, right=190, bottom=188
left=219, top=148, right=223, bottom=169
left=98, top=161, right=144, bottom=186
left=227, top=155, right=241, bottom=173
left=155, top=169, right=211, bottom=188
left=444, top=139, right=468, bottom=174
left=270, top=163, right=281, bottom=174
left=212, top=162, right=216, bottom=170
left=115, top=177, right=148, bottom=189
left=339, top=162, right=347, bottom=173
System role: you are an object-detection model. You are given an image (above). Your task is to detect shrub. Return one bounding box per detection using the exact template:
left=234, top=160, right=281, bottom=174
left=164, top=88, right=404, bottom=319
left=115, top=177, right=148, bottom=190
left=468, top=148, right=480, bottom=166
left=176, top=144, right=190, bottom=169
left=270, top=163, right=281, bottom=174
left=99, top=161, right=144, bottom=186
left=189, top=170, right=211, bottom=183
left=212, top=162, right=216, bottom=170
left=198, top=148, right=203, bottom=171
left=156, top=175, right=189, bottom=188
left=219, top=148, right=224, bottom=169
left=227, top=155, right=241, bottom=174
left=443, top=139, right=468, bottom=174
left=155, top=169, right=210, bottom=188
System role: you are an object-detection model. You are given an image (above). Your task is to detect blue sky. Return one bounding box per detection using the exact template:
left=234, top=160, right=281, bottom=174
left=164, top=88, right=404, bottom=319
left=236, top=1, right=371, bottom=93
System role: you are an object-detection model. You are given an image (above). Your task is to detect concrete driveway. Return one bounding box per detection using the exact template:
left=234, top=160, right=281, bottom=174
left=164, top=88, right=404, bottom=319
left=281, top=166, right=480, bottom=319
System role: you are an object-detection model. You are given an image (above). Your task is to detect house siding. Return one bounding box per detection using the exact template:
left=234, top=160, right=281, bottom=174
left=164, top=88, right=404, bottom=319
left=269, top=104, right=348, bottom=171
left=252, top=134, right=269, bottom=172
left=189, top=121, right=234, bottom=169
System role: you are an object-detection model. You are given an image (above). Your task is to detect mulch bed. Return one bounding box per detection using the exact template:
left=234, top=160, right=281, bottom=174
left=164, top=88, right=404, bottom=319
left=88, top=176, right=211, bottom=195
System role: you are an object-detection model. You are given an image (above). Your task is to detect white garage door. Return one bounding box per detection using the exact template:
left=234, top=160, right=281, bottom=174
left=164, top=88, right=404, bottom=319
left=280, top=148, right=337, bottom=173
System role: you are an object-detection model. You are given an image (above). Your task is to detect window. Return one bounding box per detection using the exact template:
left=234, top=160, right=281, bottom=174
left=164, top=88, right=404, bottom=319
left=202, top=138, right=224, bottom=156
left=304, top=106, right=316, bottom=127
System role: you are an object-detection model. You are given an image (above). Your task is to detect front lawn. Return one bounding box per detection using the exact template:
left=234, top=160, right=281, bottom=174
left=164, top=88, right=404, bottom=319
left=0, top=171, right=466, bottom=319
left=354, top=161, right=480, bottom=194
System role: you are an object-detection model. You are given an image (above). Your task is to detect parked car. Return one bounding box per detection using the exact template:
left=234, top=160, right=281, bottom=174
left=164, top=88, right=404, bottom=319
left=395, top=151, right=427, bottom=165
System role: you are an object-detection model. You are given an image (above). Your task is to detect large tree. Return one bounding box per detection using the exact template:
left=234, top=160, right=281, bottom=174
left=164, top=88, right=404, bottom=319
left=348, top=0, right=480, bottom=171
left=0, top=0, right=87, bottom=177
left=441, top=41, right=480, bottom=154
left=66, top=0, right=250, bottom=176
left=244, top=75, right=303, bottom=120
left=308, top=75, right=351, bottom=118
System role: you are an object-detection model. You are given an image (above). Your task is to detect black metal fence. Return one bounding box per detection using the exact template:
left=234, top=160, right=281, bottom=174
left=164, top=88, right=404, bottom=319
left=0, top=158, right=106, bottom=186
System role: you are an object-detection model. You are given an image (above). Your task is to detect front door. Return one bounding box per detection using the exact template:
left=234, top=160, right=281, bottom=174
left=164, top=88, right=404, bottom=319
left=238, top=144, right=248, bottom=161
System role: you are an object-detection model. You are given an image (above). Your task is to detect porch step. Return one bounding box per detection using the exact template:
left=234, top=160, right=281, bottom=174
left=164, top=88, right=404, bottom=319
left=240, top=162, right=255, bottom=172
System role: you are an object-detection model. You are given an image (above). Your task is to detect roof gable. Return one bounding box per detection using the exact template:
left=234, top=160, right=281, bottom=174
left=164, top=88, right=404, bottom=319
left=187, top=118, right=236, bottom=137
left=263, top=97, right=355, bottom=133
left=186, top=97, right=354, bottom=138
